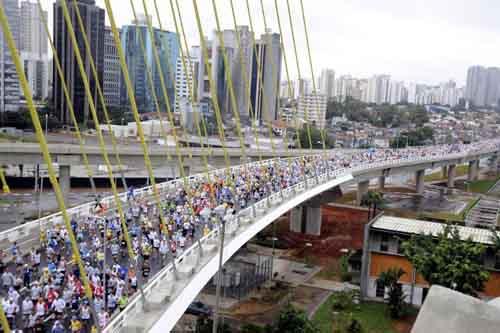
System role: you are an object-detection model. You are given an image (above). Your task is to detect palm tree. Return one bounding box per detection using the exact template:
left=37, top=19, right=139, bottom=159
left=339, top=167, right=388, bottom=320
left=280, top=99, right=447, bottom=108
left=361, top=190, right=384, bottom=220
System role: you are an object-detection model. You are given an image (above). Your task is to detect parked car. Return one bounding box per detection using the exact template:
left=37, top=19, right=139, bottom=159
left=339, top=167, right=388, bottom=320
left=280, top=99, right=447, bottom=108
left=186, top=301, right=213, bottom=317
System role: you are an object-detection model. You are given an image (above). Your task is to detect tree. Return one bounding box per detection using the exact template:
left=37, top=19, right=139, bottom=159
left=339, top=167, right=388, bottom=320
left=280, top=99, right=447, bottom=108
left=402, top=225, right=489, bottom=297
left=268, top=305, right=318, bottom=333
left=195, top=316, right=230, bottom=333
left=360, top=191, right=384, bottom=219
left=377, top=267, right=406, bottom=318
left=297, top=126, right=334, bottom=149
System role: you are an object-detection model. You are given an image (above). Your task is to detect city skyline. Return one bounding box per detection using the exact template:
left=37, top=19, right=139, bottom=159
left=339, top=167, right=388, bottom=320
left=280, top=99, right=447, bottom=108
left=32, top=0, right=500, bottom=86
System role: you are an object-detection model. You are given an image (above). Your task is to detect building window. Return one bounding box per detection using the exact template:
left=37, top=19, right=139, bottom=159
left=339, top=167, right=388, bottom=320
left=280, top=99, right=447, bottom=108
left=376, top=281, right=385, bottom=298
left=380, top=234, right=389, bottom=252
left=495, top=254, right=500, bottom=270
left=396, top=238, right=404, bottom=254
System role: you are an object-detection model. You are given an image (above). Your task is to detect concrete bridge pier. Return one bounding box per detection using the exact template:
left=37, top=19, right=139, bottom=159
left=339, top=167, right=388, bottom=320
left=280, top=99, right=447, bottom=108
left=415, top=169, right=425, bottom=194
left=442, top=166, right=448, bottom=178
left=59, top=165, right=71, bottom=198
left=468, top=160, right=479, bottom=182
left=447, top=164, right=456, bottom=189
left=357, top=180, right=370, bottom=205
left=378, top=176, right=385, bottom=191
left=289, top=201, right=322, bottom=236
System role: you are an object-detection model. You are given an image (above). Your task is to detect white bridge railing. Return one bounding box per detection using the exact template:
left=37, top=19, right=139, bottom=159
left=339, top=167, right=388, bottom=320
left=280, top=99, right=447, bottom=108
left=0, top=144, right=498, bottom=332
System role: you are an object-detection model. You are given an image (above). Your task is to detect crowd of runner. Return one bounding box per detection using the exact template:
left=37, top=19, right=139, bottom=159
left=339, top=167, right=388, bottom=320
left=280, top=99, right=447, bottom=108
left=0, top=141, right=499, bottom=332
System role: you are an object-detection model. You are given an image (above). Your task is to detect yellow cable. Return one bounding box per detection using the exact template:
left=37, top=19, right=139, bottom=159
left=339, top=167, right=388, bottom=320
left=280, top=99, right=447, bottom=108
left=0, top=303, right=10, bottom=333
left=285, top=0, right=321, bottom=152
left=273, top=0, right=304, bottom=151
left=243, top=0, right=277, bottom=153
left=191, top=0, right=234, bottom=183
left=150, top=0, right=211, bottom=176
left=103, top=0, right=172, bottom=235
left=136, top=0, right=197, bottom=200
left=59, top=0, right=135, bottom=262
left=228, top=0, right=263, bottom=162
left=141, top=0, right=194, bottom=162
left=0, top=0, right=95, bottom=317
left=127, top=1, right=173, bottom=164
left=172, top=0, right=212, bottom=157
left=128, top=0, right=206, bottom=213
left=71, top=0, right=129, bottom=191
left=0, top=167, right=9, bottom=193
left=37, top=0, right=98, bottom=195
left=210, top=1, right=248, bottom=160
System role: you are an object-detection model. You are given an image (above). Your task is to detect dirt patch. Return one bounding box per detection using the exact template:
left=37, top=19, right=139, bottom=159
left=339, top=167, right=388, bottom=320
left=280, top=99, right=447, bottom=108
left=392, top=314, right=417, bottom=333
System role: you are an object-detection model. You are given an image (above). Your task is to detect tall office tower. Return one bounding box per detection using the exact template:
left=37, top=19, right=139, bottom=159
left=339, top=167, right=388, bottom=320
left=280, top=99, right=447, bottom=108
left=103, top=26, right=121, bottom=107
left=297, top=93, right=327, bottom=129
left=0, top=0, right=20, bottom=116
left=250, top=30, right=282, bottom=125
left=319, top=68, right=335, bottom=99
left=465, top=65, right=489, bottom=107
left=366, top=74, right=390, bottom=104
left=120, top=14, right=179, bottom=114
left=53, top=0, right=105, bottom=124
left=19, top=0, right=48, bottom=101
left=210, top=26, right=254, bottom=123
left=232, top=26, right=253, bottom=123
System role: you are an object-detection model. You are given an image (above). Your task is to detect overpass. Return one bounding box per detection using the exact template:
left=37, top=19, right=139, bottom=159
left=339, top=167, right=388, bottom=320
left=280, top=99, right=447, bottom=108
left=1, top=141, right=499, bottom=332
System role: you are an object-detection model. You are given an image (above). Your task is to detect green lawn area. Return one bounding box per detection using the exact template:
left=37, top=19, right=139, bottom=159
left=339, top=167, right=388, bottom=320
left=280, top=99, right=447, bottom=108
left=424, top=164, right=468, bottom=182
left=313, top=297, right=396, bottom=333
left=466, top=179, right=498, bottom=193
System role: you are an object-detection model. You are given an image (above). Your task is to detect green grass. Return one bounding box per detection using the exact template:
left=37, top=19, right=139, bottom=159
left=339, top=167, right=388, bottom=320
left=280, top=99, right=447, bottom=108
left=313, top=298, right=396, bottom=333
left=466, top=179, right=498, bottom=193
left=424, top=164, right=469, bottom=182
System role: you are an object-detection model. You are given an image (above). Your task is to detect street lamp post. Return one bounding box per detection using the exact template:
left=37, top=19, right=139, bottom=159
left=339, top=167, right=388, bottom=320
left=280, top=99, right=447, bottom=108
left=212, top=217, right=226, bottom=333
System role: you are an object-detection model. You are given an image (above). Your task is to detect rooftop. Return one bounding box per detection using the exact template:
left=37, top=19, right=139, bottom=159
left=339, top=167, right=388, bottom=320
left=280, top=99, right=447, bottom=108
left=372, top=216, right=499, bottom=245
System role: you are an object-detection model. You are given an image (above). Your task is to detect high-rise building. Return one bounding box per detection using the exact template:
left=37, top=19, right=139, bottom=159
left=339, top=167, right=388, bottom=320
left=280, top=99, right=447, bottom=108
left=389, top=81, right=405, bottom=105
left=297, top=93, right=327, bottom=129
left=19, top=1, right=48, bottom=101
left=365, top=74, right=390, bottom=104
left=175, top=52, right=200, bottom=131
left=319, top=69, right=335, bottom=99
left=250, top=30, right=281, bottom=125
left=210, top=27, right=254, bottom=123
left=465, top=65, right=491, bottom=107
left=0, top=0, right=21, bottom=115
left=103, top=26, right=121, bottom=107
left=120, top=14, right=179, bottom=114
left=53, top=0, right=105, bottom=124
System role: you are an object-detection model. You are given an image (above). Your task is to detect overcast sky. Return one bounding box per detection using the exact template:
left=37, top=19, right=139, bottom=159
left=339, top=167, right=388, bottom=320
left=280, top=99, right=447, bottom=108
left=38, top=0, right=500, bottom=86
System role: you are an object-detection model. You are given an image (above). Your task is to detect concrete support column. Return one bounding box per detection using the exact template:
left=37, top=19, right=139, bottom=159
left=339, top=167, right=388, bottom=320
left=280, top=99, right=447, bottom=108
left=290, top=206, right=303, bottom=233
left=468, top=160, right=479, bottom=182
left=59, top=165, right=71, bottom=198
left=447, top=164, right=456, bottom=188
left=357, top=180, right=370, bottom=206
left=442, top=166, right=448, bottom=179
left=182, top=165, right=190, bottom=177
left=305, top=201, right=322, bottom=236
left=415, top=169, right=425, bottom=194
left=378, top=176, right=385, bottom=191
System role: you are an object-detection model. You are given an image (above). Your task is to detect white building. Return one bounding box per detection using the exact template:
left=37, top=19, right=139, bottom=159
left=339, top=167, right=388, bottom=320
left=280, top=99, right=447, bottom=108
left=319, top=68, right=335, bottom=99
left=103, top=26, right=121, bottom=106
left=0, top=0, right=21, bottom=113
left=297, top=93, right=327, bottom=129
left=19, top=1, right=48, bottom=101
